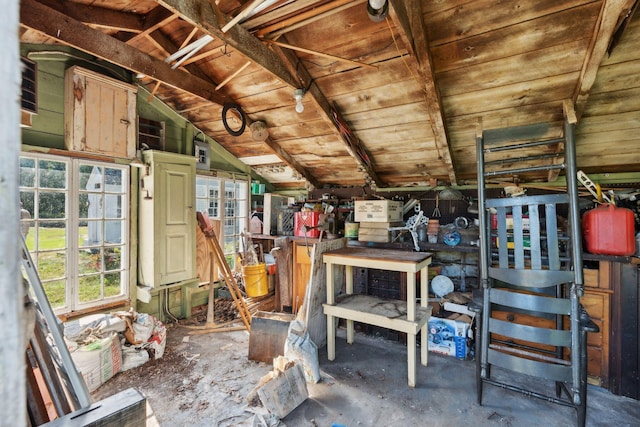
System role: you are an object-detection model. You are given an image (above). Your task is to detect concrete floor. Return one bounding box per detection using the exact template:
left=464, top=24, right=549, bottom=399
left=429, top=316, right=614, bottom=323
left=92, top=324, right=639, bottom=427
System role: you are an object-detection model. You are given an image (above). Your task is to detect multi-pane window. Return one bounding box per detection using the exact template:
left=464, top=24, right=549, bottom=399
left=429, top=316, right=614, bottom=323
left=19, top=153, right=130, bottom=313
left=196, top=175, right=248, bottom=269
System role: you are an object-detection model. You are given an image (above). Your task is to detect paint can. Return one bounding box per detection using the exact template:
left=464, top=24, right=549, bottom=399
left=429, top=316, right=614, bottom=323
left=344, top=222, right=359, bottom=239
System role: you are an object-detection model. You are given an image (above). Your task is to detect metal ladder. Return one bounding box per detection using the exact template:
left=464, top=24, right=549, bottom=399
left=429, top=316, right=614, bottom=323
left=21, top=234, right=91, bottom=412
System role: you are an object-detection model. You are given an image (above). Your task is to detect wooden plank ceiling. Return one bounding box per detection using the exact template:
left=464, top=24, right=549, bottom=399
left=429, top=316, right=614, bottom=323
left=19, top=0, right=640, bottom=191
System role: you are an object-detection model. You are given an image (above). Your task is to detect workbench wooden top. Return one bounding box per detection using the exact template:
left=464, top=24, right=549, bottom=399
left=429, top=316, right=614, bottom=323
left=323, top=246, right=432, bottom=263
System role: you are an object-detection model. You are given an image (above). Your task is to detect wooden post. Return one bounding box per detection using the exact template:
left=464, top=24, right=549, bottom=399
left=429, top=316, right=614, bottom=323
left=0, top=1, right=26, bottom=425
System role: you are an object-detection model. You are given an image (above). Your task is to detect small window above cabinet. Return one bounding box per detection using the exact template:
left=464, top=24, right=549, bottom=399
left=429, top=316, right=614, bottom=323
left=64, top=66, right=137, bottom=159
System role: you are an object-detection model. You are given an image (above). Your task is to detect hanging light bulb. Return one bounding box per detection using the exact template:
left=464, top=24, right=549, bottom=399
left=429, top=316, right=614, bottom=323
left=367, top=0, right=389, bottom=22
left=293, top=88, right=305, bottom=113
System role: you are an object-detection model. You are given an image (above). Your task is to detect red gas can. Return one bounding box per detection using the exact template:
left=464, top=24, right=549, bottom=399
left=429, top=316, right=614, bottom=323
left=582, top=204, right=635, bottom=256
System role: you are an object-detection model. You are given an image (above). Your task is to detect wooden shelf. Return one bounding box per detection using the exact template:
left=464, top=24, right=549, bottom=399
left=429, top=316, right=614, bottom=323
left=324, top=294, right=430, bottom=335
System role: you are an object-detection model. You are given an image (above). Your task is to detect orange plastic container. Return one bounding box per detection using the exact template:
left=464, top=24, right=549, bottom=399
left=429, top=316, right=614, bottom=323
left=582, top=204, right=635, bottom=256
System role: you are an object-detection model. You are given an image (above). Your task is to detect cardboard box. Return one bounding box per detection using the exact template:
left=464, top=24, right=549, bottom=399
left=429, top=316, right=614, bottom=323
left=427, top=314, right=471, bottom=359
left=354, top=200, right=403, bottom=222
left=357, top=221, right=405, bottom=242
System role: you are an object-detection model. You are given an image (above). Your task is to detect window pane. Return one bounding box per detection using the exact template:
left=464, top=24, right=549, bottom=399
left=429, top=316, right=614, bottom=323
left=20, top=158, right=35, bottom=187
left=237, top=181, right=248, bottom=199
left=209, top=200, right=219, bottom=218
left=196, top=199, right=208, bottom=213
left=105, top=195, right=123, bottom=218
left=78, top=193, right=90, bottom=219
left=105, top=247, right=122, bottom=271
left=80, top=164, right=101, bottom=192
left=83, top=192, right=103, bottom=219
left=38, top=160, right=66, bottom=189
left=105, top=220, right=123, bottom=244
left=79, top=275, right=101, bottom=303
left=20, top=191, right=34, bottom=237
left=37, top=224, right=66, bottom=250
left=237, top=200, right=247, bottom=217
left=38, top=251, right=66, bottom=280
left=224, top=217, right=234, bottom=236
left=84, top=220, right=103, bottom=246
left=38, top=192, right=66, bottom=219
left=104, top=272, right=123, bottom=297
left=104, top=168, right=123, bottom=193
left=79, top=249, right=102, bottom=274
left=43, top=279, right=66, bottom=309
left=196, top=177, right=207, bottom=198
left=225, top=181, right=235, bottom=198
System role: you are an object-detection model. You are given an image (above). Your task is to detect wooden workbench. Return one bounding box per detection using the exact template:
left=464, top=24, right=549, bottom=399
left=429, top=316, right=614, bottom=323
left=322, top=247, right=432, bottom=387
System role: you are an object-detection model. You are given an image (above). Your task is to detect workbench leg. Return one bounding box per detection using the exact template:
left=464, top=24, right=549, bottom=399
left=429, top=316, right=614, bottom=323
left=347, top=319, right=354, bottom=344
left=407, top=333, right=416, bottom=387
left=327, top=314, right=336, bottom=361
left=421, top=323, right=428, bottom=366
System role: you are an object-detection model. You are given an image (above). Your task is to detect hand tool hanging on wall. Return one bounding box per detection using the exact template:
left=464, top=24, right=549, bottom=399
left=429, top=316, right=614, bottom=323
left=432, top=192, right=441, bottom=217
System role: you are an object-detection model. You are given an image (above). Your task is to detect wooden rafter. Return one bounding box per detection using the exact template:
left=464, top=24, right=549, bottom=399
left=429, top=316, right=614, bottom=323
left=124, top=6, right=179, bottom=44
left=268, top=35, right=384, bottom=188
left=157, top=0, right=300, bottom=89
left=263, top=39, right=378, bottom=70
left=254, top=0, right=365, bottom=38
left=145, top=31, right=215, bottom=83
left=20, top=0, right=231, bottom=105
left=388, top=0, right=457, bottom=186
left=545, top=0, right=637, bottom=182
left=241, top=0, right=320, bottom=31
left=36, top=0, right=145, bottom=33
left=22, top=0, right=319, bottom=188
left=153, top=0, right=343, bottom=187
left=573, top=0, right=637, bottom=120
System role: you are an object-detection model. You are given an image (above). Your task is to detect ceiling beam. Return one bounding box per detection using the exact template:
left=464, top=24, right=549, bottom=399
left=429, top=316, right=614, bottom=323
left=145, top=30, right=215, bottom=83
left=156, top=0, right=300, bottom=88
left=155, top=0, right=358, bottom=188
left=573, top=0, right=637, bottom=120
left=388, top=0, right=457, bottom=186
left=268, top=36, right=385, bottom=188
left=545, top=0, right=637, bottom=182
left=21, top=0, right=318, bottom=188
left=36, top=0, right=144, bottom=33
left=21, top=0, right=230, bottom=106
left=124, top=6, right=180, bottom=45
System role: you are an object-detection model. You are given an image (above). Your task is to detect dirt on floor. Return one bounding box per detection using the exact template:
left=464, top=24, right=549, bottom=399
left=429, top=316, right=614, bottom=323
left=91, top=313, right=277, bottom=426
left=90, top=312, right=640, bottom=427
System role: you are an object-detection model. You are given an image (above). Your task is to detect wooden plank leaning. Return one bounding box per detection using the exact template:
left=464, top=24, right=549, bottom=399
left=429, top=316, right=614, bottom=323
left=197, top=211, right=252, bottom=331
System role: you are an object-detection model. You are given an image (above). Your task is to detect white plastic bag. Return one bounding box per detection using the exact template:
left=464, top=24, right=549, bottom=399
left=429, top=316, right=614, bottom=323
left=284, top=320, right=320, bottom=383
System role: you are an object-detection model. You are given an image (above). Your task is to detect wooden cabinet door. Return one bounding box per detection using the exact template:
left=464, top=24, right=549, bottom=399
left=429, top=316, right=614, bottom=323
left=64, top=66, right=137, bottom=159
left=293, top=243, right=313, bottom=313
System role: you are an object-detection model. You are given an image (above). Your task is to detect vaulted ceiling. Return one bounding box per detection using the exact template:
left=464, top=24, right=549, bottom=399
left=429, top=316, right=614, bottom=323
left=19, top=0, right=640, bottom=191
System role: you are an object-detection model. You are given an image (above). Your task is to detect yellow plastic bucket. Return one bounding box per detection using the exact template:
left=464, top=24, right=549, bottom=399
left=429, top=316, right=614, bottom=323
left=243, top=263, right=269, bottom=297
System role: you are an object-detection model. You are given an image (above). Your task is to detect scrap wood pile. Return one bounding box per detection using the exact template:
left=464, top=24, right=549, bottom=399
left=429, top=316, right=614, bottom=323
left=213, top=293, right=276, bottom=323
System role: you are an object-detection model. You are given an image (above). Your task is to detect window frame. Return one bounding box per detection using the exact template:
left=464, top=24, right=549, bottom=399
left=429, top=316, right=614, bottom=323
left=195, top=173, right=249, bottom=270
left=20, top=152, right=131, bottom=314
